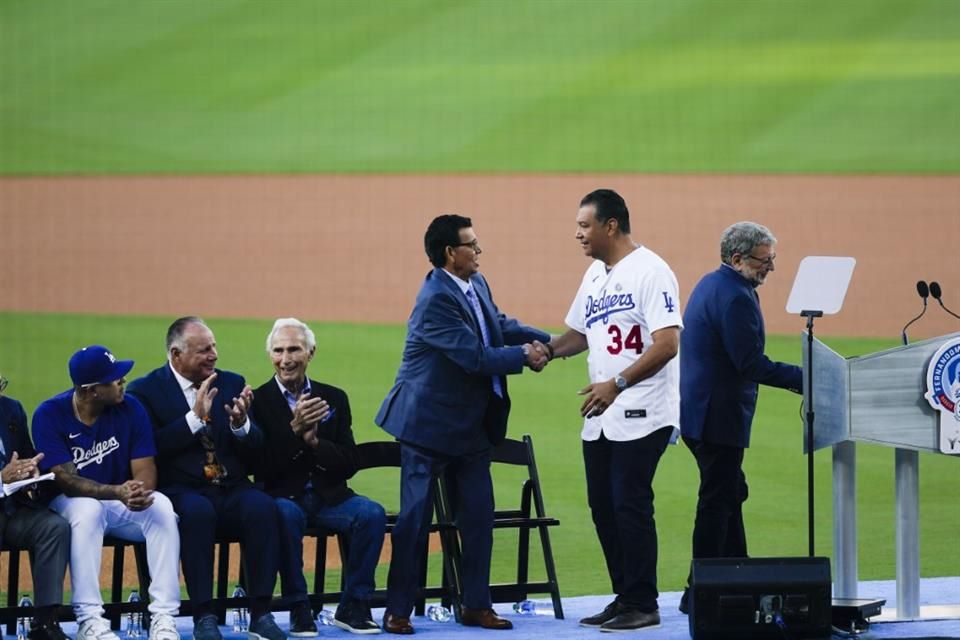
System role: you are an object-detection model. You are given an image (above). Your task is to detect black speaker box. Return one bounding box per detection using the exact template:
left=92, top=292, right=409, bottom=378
left=689, top=556, right=831, bottom=640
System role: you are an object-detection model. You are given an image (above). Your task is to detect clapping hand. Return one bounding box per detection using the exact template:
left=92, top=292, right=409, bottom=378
left=290, top=393, right=333, bottom=449
left=225, top=384, right=254, bottom=428
left=192, top=373, right=219, bottom=422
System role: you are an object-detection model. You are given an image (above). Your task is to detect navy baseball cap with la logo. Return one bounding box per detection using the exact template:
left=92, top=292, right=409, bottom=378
left=69, top=345, right=135, bottom=387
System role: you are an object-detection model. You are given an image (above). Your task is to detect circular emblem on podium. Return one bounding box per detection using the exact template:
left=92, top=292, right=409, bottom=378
left=924, top=337, right=960, bottom=454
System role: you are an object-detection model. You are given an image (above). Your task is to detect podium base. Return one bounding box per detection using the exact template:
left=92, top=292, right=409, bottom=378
left=831, top=598, right=884, bottom=637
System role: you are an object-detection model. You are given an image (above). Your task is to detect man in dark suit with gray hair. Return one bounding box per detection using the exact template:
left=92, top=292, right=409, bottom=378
left=253, top=317, right=386, bottom=636
left=678, top=221, right=803, bottom=613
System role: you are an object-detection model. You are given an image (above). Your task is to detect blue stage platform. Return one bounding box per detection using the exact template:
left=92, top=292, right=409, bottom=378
left=38, top=577, right=960, bottom=639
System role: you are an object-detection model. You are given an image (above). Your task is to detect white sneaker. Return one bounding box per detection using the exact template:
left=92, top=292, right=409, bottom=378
left=77, top=617, right=121, bottom=640
left=148, top=614, right=180, bottom=640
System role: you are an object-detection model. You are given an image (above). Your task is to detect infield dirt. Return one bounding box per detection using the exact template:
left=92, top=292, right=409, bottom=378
left=2, top=174, right=959, bottom=339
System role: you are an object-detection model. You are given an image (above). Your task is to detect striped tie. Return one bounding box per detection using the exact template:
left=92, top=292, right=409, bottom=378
left=466, top=287, right=504, bottom=398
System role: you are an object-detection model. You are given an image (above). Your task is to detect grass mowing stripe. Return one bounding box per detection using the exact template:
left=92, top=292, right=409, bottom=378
left=1, top=0, right=957, bottom=174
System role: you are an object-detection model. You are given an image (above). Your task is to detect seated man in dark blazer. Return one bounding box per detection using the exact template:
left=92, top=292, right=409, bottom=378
left=127, top=317, right=286, bottom=640
left=0, top=381, right=70, bottom=640
left=253, top=318, right=385, bottom=636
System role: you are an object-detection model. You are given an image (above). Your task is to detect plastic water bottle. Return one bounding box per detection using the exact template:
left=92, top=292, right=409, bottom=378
left=126, top=590, right=142, bottom=638
left=316, top=610, right=336, bottom=626
left=16, top=594, right=33, bottom=640
left=426, top=604, right=452, bottom=622
left=231, top=585, right=248, bottom=632
left=512, top=600, right=553, bottom=616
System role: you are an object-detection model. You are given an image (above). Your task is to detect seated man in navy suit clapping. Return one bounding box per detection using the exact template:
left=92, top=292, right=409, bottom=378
left=127, top=317, right=286, bottom=640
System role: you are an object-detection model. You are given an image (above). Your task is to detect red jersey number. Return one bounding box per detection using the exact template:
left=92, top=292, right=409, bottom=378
left=606, top=325, right=644, bottom=355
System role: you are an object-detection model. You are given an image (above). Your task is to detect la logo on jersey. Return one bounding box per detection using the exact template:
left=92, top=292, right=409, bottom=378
left=585, top=287, right=636, bottom=328
left=924, top=337, right=960, bottom=454
left=662, top=291, right=675, bottom=313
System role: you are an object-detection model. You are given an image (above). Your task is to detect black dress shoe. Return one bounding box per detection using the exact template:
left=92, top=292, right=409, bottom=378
left=678, top=588, right=690, bottom=615
left=28, top=620, right=70, bottom=640
left=382, top=613, right=414, bottom=635
left=600, top=609, right=660, bottom=632
left=579, top=600, right=622, bottom=627
left=460, top=608, right=513, bottom=630
left=289, top=603, right=318, bottom=637
left=335, top=601, right=380, bottom=635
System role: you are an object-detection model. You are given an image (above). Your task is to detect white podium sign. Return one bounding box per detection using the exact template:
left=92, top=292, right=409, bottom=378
left=786, top=256, right=856, bottom=315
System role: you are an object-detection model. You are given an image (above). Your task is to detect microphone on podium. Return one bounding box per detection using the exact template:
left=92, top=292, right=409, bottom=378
left=901, top=281, right=929, bottom=345
left=929, top=281, right=960, bottom=321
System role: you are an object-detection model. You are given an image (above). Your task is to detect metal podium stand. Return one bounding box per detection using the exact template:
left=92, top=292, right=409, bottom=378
left=803, top=331, right=960, bottom=620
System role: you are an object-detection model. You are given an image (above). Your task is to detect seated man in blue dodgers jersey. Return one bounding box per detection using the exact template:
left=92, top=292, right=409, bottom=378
left=252, top=318, right=386, bottom=636
left=126, top=318, right=286, bottom=640
left=376, top=214, right=550, bottom=635
left=0, top=378, right=71, bottom=640
left=31, top=346, right=181, bottom=640
left=543, top=189, right=682, bottom=632
left=677, top=222, right=802, bottom=614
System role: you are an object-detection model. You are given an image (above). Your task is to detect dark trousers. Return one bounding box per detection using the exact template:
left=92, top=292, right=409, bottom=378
left=583, top=427, right=672, bottom=613
left=386, top=444, right=494, bottom=617
left=0, top=507, right=71, bottom=607
left=683, top=436, right=749, bottom=562
left=169, top=485, right=280, bottom=612
left=275, top=493, right=386, bottom=607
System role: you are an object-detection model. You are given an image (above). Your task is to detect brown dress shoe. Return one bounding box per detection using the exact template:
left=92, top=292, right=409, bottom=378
left=383, top=613, right=415, bottom=634
left=460, top=608, right=514, bottom=630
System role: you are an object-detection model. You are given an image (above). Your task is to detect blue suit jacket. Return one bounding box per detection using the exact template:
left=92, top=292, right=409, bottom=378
left=1, top=395, right=50, bottom=509
left=376, top=269, right=550, bottom=455
left=680, top=265, right=802, bottom=449
left=127, top=365, right=263, bottom=491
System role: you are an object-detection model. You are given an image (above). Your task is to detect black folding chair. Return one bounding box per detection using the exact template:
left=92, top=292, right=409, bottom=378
left=437, top=434, right=563, bottom=618
left=348, top=441, right=461, bottom=617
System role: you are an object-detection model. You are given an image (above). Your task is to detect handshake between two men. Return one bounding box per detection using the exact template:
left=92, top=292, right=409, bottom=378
left=523, top=340, right=551, bottom=372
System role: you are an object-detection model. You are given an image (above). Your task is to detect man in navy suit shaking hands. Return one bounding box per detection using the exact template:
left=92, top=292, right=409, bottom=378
left=678, top=222, right=802, bottom=614
left=376, top=214, right=549, bottom=634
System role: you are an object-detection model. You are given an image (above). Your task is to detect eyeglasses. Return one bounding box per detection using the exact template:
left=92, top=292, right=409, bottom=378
left=452, top=240, right=481, bottom=252
left=744, top=253, right=776, bottom=267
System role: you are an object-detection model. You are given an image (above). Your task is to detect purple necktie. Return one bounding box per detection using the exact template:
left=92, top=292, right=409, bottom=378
left=466, top=287, right=504, bottom=398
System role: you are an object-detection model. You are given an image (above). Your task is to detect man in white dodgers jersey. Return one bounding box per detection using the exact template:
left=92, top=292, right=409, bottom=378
left=543, top=189, right=682, bottom=633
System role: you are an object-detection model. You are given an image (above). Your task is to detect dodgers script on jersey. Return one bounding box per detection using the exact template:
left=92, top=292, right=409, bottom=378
left=565, top=246, right=682, bottom=442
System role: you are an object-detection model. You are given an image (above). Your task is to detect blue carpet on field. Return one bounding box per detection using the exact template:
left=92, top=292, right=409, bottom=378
left=42, top=577, right=960, bottom=639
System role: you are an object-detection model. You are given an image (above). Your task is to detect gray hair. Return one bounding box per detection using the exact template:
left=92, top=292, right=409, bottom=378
left=166, top=316, right=208, bottom=353
left=266, top=318, right=316, bottom=353
left=720, top=221, right=777, bottom=264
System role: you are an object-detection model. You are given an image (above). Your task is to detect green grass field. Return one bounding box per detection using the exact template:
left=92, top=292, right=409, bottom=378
left=1, top=312, right=956, bottom=596
left=2, top=0, right=959, bottom=175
